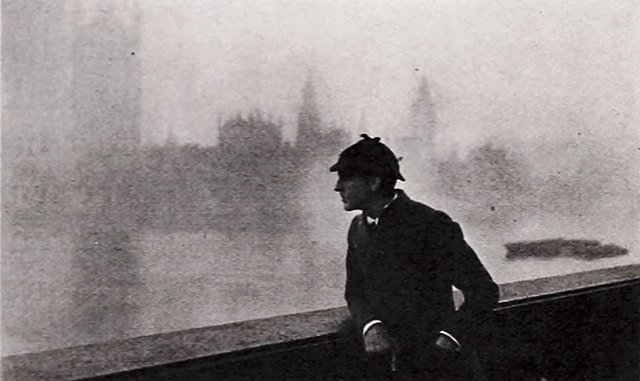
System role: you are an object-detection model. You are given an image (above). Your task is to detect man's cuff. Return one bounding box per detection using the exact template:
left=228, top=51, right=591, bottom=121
left=439, top=330, right=461, bottom=349
left=362, top=320, right=382, bottom=336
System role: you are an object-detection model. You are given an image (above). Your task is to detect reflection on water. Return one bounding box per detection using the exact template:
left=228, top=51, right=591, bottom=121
left=1, top=222, right=342, bottom=355
left=68, top=227, right=141, bottom=345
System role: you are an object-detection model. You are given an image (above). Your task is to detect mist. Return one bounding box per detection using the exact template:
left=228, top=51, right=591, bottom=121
left=2, top=0, right=638, bottom=355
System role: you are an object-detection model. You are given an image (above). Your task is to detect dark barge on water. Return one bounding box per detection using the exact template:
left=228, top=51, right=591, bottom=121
left=505, top=238, right=628, bottom=260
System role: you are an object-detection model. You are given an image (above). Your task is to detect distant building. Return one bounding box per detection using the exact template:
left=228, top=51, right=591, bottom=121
left=295, top=78, right=349, bottom=158
left=218, top=113, right=283, bottom=157
left=2, top=1, right=143, bottom=223
left=397, top=77, right=438, bottom=164
left=71, top=0, right=142, bottom=157
left=295, top=78, right=324, bottom=155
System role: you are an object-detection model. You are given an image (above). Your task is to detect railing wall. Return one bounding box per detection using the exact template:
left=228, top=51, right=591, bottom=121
left=3, top=265, right=638, bottom=381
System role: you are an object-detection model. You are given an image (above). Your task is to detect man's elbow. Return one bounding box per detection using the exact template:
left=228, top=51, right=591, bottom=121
left=469, top=278, right=500, bottom=311
left=485, top=280, right=500, bottom=309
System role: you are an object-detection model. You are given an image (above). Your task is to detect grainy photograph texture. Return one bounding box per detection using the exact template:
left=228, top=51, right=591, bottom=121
left=1, top=1, right=639, bottom=380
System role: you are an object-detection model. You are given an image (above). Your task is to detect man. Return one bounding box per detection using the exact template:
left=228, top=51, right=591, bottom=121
left=330, top=134, right=499, bottom=380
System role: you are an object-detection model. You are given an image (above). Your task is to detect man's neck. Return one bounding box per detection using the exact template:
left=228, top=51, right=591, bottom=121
left=363, top=192, right=396, bottom=219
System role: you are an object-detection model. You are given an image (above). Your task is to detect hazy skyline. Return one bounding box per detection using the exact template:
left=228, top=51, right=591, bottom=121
left=140, top=0, right=638, bottom=152
left=3, top=0, right=639, bottom=355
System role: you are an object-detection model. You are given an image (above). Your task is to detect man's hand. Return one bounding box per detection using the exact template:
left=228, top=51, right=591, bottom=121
left=434, top=333, right=460, bottom=352
left=363, top=324, right=393, bottom=355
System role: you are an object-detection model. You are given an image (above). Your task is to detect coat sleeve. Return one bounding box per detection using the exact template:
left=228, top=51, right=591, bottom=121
left=344, top=217, right=377, bottom=333
left=434, top=212, right=500, bottom=345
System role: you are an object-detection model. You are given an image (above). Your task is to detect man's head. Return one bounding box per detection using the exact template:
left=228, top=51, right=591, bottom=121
left=330, top=134, right=404, bottom=211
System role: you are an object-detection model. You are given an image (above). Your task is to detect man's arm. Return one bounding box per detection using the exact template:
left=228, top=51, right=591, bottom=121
left=434, top=213, right=500, bottom=347
left=344, top=218, right=395, bottom=357
left=344, top=218, right=377, bottom=332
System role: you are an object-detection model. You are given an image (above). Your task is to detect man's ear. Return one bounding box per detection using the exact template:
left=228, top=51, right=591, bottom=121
left=369, top=177, right=382, bottom=192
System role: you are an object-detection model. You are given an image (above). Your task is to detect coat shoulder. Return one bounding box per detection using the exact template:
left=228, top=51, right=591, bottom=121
left=349, top=214, right=364, bottom=229
left=402, top=198, right=450, bottom=225
left=399, top=198, right=462, bottom=240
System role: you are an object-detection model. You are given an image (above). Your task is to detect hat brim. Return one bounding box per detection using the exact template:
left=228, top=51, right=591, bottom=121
left=329, top=162, right=405, bottom=181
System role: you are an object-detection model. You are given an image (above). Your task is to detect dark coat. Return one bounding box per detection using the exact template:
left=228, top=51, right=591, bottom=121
left=345, top=189, right=499, bottom=375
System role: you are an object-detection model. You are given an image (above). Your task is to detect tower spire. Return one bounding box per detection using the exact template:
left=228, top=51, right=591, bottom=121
left=296, top=76, right=322, bottom=153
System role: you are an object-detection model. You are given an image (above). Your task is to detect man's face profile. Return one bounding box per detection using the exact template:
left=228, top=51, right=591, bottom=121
left=334, top=173, right=376, bottom=211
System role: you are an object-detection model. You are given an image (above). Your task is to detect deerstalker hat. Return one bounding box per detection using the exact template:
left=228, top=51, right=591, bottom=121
left=329, top=134, right=405, bottom=181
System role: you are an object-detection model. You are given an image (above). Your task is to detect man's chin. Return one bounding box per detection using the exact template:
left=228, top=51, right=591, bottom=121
left=342, top=203, right=356, bottom=211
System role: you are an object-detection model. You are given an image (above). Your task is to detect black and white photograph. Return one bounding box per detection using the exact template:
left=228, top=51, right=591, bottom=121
left=1, top=1, right=638, bottom=380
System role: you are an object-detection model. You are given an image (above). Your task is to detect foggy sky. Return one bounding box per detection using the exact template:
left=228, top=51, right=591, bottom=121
left=2, top=1, right=639, bottom=355
left=140, top=0, right=638, bottom=151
